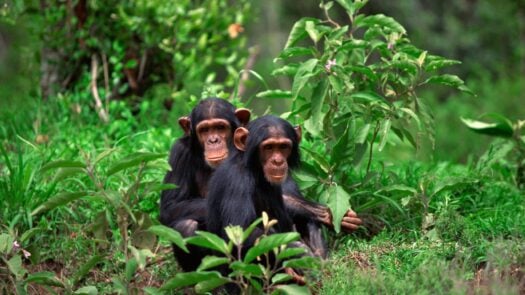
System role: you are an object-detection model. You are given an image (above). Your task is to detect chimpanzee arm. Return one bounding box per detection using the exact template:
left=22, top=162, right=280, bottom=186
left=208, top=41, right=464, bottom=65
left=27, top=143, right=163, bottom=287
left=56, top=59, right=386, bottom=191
left=282, top=178, right=332, bottom=226
left=160, top=139, right=207, bottom=233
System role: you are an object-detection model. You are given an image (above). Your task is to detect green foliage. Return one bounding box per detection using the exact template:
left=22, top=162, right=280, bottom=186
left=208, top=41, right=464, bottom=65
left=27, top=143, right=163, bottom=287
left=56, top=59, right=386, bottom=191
left=155, top=213, right=317, bottom=294
left=462, top=113, right=525, bottom=189
left=262, top=0, right=470, bottom=232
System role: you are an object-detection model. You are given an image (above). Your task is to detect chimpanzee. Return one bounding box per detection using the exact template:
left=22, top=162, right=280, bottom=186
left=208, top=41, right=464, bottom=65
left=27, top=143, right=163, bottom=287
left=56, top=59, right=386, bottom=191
left=160, top=98, right=250, bottom=271
left=207, top=115, right=308, bottom=254
left=161, top=98, right=361, bottom=270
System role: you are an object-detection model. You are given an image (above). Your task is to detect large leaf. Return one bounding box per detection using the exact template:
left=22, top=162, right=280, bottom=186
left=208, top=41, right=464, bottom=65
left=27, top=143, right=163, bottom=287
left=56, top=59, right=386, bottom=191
left=461, top=114, right=514, bottom=138
left=197, top=256, right=230, bottom=271
left=282, top=256, right=320, bottom=269
left=291, top=59, right=319, bottom=99
left=326, top=185, right=351, bottom=233
left=0, top=233, right=14, bottom=254
left=274, top=284, right=310, bottom=295
left=161, top=271, right=225, bottom=291
left=278, top=47, right=313, bottom=59
left=186, top=231, right=229, bottom=255
left=40, top=160, right=86, bottom=173
left=354, top=14, right=406, bottom=34
left=230, top=261, right=264, bottom=276
left=32, top=191, right=88, bottom=216
left=73, top=286, right=98, bottom=295
left=284, top=18, right=319, bottom=49
left=244, top=232, right=300, bottom=263
left=256, top=90, right=293, bottom=99
left=195, top=277, right=230, bottom=293
left=7, top=255, right=26, bottom=279
left=25, top=271, right=64, bottom=287
left=106, top=152, right=165, bottom=176
left=147, top=225, right=188, bottom=253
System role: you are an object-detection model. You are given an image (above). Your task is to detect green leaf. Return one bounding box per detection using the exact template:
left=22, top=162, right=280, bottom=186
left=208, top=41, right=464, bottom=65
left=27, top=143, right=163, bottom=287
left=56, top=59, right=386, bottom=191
left=274, top=284, right=311, bottom=295
left=72, top=255, right=104, bottom=285
left=278, top=47, right=313, bottom=59
left=292, top=59, right=319, bottom=99
left=271, top=65, right=299, bottom=76
left=351, top=91, right=389, bottom=105
left=106, top=152, right=165, bottom=176
left=326, top=185, right=351, bottom=233
left=195, top=277, right=230, bottom=293
left=257, top=90, right=293, bottom=99
left=282, top=256, right=320, bottom=269
left=271, top=273, right=293, bottom=284
left=40, top=160, right=86, bottom=173
left=0, top=233, right=14, bottom=254
left=356, top=124, right=371, bottom=144
left=148, top=225, right=188, bottom=253
left=7, top=255, right=26, bottom=279
left=424, top=74, right=464, bottom=88
left=25, top=271, right=64, bottom=287
left=378, top=119, right=391, bottom=152
left=73, top=286, right=98, bottom=295
left=277, top=247, right=306, bottom=260
left=244, top=232, right=300, bottom=263
left=461, top=115, right=514, bottom=138
left=197, top=256, right=230, bottom=271
left=301, top=147, right=331, bottom=174
left=32, top=191, right=88, bottom=216
left=52, top=167, right=86, bottom=182
left=161, top=271, right=224, bottom=291
left=305, top=20, right=321, bottom=43
left=125, top=258, right=138, bottom=282
left=424, top=58, right=461, bottom=72
left=242, top=217, right=263, bottom=243
left=354, top=14, right=406, bottom=34
left=187, top=231, right=229, bottom=255
left=377, top=185, right=417, bottom=196
left=230, top=261, right=264, bottom=276
left=284, top=18, right=319, bottom=49
left=94, top=148, right=118, bottom=164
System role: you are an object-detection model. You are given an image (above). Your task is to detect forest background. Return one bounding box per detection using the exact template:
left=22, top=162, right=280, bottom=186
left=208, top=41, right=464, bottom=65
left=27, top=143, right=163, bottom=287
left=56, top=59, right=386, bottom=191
left=0, top=0, right=524, bottom=294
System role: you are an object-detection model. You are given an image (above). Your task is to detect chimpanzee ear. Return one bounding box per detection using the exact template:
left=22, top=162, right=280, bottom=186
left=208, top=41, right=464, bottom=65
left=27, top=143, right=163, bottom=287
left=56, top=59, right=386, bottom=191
left=235, top=108, right=251, bottom=126
left=178, top=117, right=191, bottom=136
left=234, top=127, right=249, bottom=151
left=294, top=125, right=302, bottom=143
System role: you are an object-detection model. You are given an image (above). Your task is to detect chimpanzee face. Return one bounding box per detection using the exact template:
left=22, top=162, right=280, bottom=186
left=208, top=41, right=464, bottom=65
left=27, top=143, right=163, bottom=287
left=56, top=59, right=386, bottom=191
left=195, top=118, right=232, bottom=168
left=259, top=132, right=293, bottom=185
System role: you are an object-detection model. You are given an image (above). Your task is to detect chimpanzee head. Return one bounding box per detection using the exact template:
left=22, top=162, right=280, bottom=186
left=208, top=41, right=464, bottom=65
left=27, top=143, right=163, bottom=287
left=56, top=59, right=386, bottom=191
left=178, top=98, right=250, bottom=168
left=233, top=115, right=301, bottom=185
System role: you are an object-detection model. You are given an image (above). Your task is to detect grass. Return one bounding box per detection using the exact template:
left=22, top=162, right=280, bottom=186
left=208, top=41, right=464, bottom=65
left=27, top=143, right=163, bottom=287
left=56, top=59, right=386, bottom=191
left=1, top=97, right=524, bottom=294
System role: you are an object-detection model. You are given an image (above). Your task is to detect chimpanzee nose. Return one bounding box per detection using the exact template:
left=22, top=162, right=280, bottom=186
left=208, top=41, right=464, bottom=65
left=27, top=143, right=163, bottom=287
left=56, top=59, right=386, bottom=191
left=272, top=156, right=285, bottom=166
left=209, top=136, right=219, bottom=144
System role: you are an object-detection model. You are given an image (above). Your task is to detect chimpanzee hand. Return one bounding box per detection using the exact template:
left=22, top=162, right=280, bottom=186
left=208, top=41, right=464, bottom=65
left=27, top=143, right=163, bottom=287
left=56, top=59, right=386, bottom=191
left=340, top=209, right=362, bottom=233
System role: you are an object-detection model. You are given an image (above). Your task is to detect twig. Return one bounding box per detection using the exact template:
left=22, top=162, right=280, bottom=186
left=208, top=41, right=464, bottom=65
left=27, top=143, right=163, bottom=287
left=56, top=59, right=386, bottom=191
left=138, top=50, right=147, bottom=82
left=237, top=46, right=260, bottom=99
left=91, top=54, right=110, bottom=124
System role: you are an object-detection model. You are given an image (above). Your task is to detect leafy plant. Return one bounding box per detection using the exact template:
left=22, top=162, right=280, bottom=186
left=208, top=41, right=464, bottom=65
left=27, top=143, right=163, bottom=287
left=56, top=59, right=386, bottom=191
left=152, top=213, right=318, bottom=294
left=258, top=0, right=471, bottom=231
left=461, top=113, right=525, bottom=189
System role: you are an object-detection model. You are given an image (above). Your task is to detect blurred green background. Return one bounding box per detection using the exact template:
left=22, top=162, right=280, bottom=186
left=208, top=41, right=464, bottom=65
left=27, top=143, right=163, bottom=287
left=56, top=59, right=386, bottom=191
left=1, top=0, right=524, bottom=160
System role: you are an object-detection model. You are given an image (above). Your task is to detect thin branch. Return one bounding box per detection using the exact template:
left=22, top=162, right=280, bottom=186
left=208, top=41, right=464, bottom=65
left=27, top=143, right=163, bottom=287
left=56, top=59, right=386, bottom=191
left=236, top=46, right=260, bottom=99
left=91, top=54, right=110, bottom=124
left=138, top=50, right=147, bottom=82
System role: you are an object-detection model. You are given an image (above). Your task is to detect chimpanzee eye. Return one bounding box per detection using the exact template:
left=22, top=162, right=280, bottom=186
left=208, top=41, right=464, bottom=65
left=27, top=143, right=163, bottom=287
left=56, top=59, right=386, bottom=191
left=263, top=145, right=272, bottom=150
left=280, top=144, right=289, bottom=150
left=217, top=124, right=226, bottom=130
left=200, top=127, right=209, bottom=133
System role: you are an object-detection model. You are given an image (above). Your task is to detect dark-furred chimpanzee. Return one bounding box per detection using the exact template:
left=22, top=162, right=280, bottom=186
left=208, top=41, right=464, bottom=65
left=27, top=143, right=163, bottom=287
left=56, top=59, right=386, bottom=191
left=160, top=98, right=250, bottom=271
left=161, top=98, right=360, bottom=270
left=207, top=115, right=308, bottom=257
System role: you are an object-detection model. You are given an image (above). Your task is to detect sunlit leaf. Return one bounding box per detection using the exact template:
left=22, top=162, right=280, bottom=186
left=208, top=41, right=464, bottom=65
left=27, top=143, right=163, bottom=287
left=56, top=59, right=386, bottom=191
left=461, top=115, right=514, bottom=138
left=354, top=14, right=406, bottom=34
left=25, top=271, right=64, bottom=287
left=161, top=271, right=224, bottom=291
left=148, top=225, right=188, bottom=253
left=284, top=18, right=319, bottom=49
left=257, top=90, right=293, bottom=99
left=195, top=277, right=230, bottom=293
left=244, top=232, right=300, bottom=263
left=230, top=261, right=264, bottom=276
left=197, top=256, right=229, bottom=271
left=274, top=284, right=310, bottom=295
left=187, top=231, right=229, bottom=255
left=282, top=256, right=320, bottom=269
left=327, top=185, right=351, bottom=233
